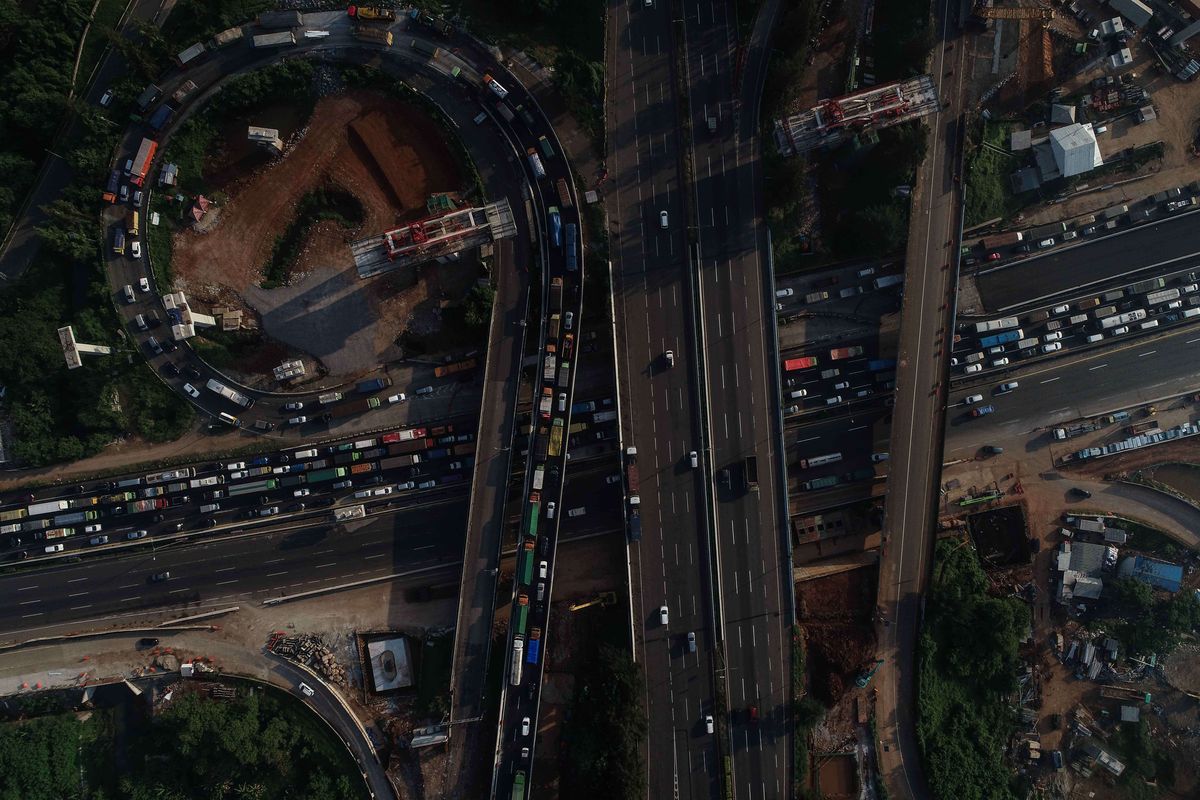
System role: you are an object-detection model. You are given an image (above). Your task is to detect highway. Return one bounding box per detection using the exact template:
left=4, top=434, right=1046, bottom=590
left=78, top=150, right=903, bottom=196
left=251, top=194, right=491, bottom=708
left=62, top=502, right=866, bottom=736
left=875, top=1, right=963, bottom=797
left=685, top=0, right=791, bottom=796
left=975, top=206, right=1200, bottom=311
left=607, top=0, right=720, bottom=797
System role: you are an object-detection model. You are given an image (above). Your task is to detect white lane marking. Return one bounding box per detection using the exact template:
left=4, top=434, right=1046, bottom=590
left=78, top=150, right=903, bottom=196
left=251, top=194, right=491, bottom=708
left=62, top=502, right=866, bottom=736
left=267, top=570, right=288, bottom=577
left=1088, top=363, right=1108, bottom=371
left=797, top=436, right=821, bottom=444
left=1040, top=377, right=1060, bottom=384
left=67, top=577, right=88, bottom=583
left=1138, top=350, right=1157, bottom=357
left=216, top=579, right=239, bottom=586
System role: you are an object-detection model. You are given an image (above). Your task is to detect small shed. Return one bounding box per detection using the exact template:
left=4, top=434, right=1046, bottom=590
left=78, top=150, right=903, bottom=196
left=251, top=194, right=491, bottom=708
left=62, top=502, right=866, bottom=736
left=1138, top=105, right=1157, bottom=123
left=1050, top=103, right=1076, bottom=125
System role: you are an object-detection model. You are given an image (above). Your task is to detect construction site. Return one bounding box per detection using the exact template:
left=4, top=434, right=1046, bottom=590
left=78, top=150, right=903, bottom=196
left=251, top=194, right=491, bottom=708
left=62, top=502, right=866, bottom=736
left=168, top=90, right=498, bottom=384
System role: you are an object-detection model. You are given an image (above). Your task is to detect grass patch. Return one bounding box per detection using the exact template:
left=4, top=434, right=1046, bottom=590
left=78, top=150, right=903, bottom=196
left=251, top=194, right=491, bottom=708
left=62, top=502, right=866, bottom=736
left=75, top=0, right=131, bottom=93
left=1112, top=514, right=1196, bottom=561
left=917, top=538, right=1027, bottom=800
left=261, top=187, right=364, bottom=288
left=964, top=119, right=1025, bottom=227
left=159, top=0, right=275, bottom=49
left=416, top=631, right=455, bottom=720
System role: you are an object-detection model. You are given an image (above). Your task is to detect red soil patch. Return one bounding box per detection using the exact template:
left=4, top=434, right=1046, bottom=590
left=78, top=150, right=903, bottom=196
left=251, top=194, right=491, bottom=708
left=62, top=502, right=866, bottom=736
left=797, top=567, right=878, bottom=706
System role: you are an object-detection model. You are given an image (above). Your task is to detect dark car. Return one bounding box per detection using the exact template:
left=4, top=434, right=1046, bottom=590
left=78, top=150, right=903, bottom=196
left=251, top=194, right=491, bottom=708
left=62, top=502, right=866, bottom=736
left=169, top=495, right=189, bottom=507
left=204, top=518, right=217, bottom=528
left=138, top=637, right=160, bottom=648
left=150, top=571, right=171, bottom=582
left=311, top=497, right=336, bottom=508
left=1069, top=487, right=1092, bottom=499
left=184, top=365, right=202, bottom=380
left=161, top=362, right=179, bottom=377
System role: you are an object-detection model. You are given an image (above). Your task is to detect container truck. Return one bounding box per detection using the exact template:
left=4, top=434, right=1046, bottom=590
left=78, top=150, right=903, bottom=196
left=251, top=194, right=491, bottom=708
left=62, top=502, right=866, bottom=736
left=353, top=26, right=393, bottom=45
left=129, top=138, right=158, bottom=187
left=44, top=527, right=75, bottom=540
left=383, top=427, right=426, bottom=443
left=1146, top=288, right=1181, bottom=305
left=27, top=500, right=69, bottom=517
left=307, top=468, right=348, bottom=484
left=53, top=511, right=97, bottom=526
left=1130, top=277, right=1165, bottom=294
left=380, top=455, right=420, bottom=471
left=209, top=28, right=243, bottom=48
left=550, top=278, right=563, bottom=311
left=829, top=346, right=864, bottom=360
left=625, top=447, right=640, bottom=505
left=1102, top=204, right=1128, bottom=220
left=543, top=348, right=557, bottom=382
left=387, top=439, right=429, bottom=456
left=1029, top=222, right=1067, bottom=240
left=593, top=410, right=617, bottom=423
left=534, top=426, right=549, bottom=461
left=526, top=148, right=546, bottom=180
left=979, top=329, right=1023, bottom=349
left=205, top=379, right=253, bottom=408
left=356, top=377, right=392, bottom=394
left=866, top=359, right=896, bottom=372
left=67, top=497, right=98, bottom=509
left=252, top=31, right=297, bottom=48
left=1017, top=337, right=1039, bottom=350
left=349, top=462, right=378, bottom=475
left=258, top=10, right=302, bottom=27
left=510, top=639, right=524, bottom=686
left=783, top=356, right=817, bottom=371
left=557, top=362, right=570, bottom=388
left=547, top=206, right=562, bottom=247
left=130, top=499, right=167, bottom=513
left=1069, top=314, right=1090, bottom=326
left=628, top=508, right=642, bottom=542
left=555, top=178, right=573, bottom=208
left=1099, top=309, right=1147, bottom=329
left=329, top=396, right=383, bottom=419
left=526, top=638, right=540, bottom=664
left=22, top=519, right=50, bottom=531
left=565, top=223, right=578, bottom=272
left=743, top=456, right=759, bottom=491
left=434, top=359, right=477, bottom=378
left=872, top=274, right=904, bottom=290
left=548, top=419, right=565, bottom=458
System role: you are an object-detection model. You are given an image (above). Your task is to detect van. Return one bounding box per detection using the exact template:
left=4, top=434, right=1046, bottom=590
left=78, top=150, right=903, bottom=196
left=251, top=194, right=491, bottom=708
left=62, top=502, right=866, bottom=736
left=472, top=111, right=487, bottom=125
left=789, top=390, right=807, bottom=399
left=1086, top=333, right=1104, bottom=343
left=537, top=135, right=554, bottom=159
left=200, top=503, right=220, bottom=514
left=123, top=284, right=136, bottom=303
left=825, top=395, right=842, bottom=405
left=1183, top=308, right=1200, bottom=318
left=820, top=368, right=840, bottom=379
left=135, top=314, right=148, bottom=331
left=418, top=479, right=436, bottom=489
left=217, top=412, right=239, bottom=426
left=146, top=336, right=162, bottom=355
left=537, top=582, right=545, bottom=602
left=415, top=385, right=435, bottom=396
left=1139, top=319, right=1159, bottom=330
left=294, top=448, right=318, bottom=459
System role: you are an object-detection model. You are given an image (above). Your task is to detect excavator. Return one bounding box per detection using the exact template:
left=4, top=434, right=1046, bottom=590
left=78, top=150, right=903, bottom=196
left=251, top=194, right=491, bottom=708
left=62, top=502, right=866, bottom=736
left=567, top=591, right=617, bottom=612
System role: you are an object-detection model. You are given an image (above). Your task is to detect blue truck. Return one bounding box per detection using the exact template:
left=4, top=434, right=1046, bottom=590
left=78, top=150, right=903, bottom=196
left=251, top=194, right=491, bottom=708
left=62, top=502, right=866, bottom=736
left=147, top=104, right=175, bottom=132
left=525, top=638, right=540, bottom=664
left=356, top=377, right=392, bottom=394
left=978, top=329, right=1023, bottom=349
left=565, top=222, right=578, bottom=271
left=866, top=359, right=896, bottom=372
left=547, top=206, right=562, bottom=247
left=628, top=508, right=642, bottom=542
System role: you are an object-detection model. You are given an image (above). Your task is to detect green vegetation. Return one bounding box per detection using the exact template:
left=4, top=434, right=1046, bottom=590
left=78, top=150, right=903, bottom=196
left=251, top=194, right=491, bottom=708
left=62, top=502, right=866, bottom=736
left=561, top=642, right=646, bottom=800
left=871, top=0, right=933, bottom=81
left=458, top=0, right=606, bottom=147
left=964, top=120, right=1024, bottom=227
left=917, top=539, right=1028, bottom=800
left=0, top=687, right=369, bottom=800
left=262, top=188, right=364, bottom=288
left=416, top=630, right=455, bottom=720
left=1110, top=514, right=1194, bottom=562
left=761, top=0, right=821, bottom=120
left=1112, top=717, right=1175, bottom=795
left=1106, top=578, right=1200, bottom=657
left=818, top=122, right=928, bottom=258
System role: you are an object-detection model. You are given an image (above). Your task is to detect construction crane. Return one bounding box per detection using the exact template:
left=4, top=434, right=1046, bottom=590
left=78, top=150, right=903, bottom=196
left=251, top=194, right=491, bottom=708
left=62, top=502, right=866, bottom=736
left=856, top=659, right=885, bottom=688
left=973, top=3, right=1055, bottom=24
left=568, top=591, right=617, bottom=612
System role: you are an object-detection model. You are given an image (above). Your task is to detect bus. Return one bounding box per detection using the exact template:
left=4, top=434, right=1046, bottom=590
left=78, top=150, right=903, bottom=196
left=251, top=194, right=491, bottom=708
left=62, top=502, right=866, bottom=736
left=511, top=772, right=527, bottom=800
left=510, top=639, right=525, bottom=687
left=227, top=479, right=278, bottom=497
left=205, top=378, right=254, bottom=408
left=798, top=452, right=843, bottom=470
left=307, top=467, right=348, bottom=484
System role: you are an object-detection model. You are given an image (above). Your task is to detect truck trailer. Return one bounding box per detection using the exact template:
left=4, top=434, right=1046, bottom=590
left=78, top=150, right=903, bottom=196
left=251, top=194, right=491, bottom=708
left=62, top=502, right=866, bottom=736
left=329, top=397, right=382, bottom=419
left=252, top=31, right=297, bottom=48
left=129, top=138, right=158, bottom=187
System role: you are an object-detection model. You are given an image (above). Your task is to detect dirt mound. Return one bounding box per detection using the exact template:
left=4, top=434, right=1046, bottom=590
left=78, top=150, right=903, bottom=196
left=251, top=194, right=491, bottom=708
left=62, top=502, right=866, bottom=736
left=797, top=568, right=878, bottom=705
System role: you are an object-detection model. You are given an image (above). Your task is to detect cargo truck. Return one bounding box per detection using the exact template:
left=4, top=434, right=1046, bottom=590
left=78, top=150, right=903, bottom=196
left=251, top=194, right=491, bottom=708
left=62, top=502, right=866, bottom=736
left=1017, top=337, right=1039, bottom=350
left=557, top=362, right=570, bottom=388
left=356, top=377, right=392, bottom=394
left=565, top=224, right=578, bottom=271
left=556, top=178, right=573, bottom=208
left=801, top=475, right=839, bottom=490
left=539, top=387, right=553, bottom=417
left=625, top=447, right=640, bottom=505
left=1146, top=288, right=1181, bottom=305
left=872, top=274, right=904, bottom=290
left=1053, top=422, right=1100, bottom=440
left=252, top=31, right=297, bottom=48
left=547, top=206, right=562, bottom=247
left=44, top=527, right=75, bottom=540
left=129, top=138, right=158, bottom=187
left=329, top=396, right=382, bottom=419
left=353, top=26, right=394, bottom=45
left=1127, top=420, right=1161, bottom=435
left=386, top=439, right=429, bottom=456
left=435, top=358, right=477, bottom=378
left=593, top=410, right=617, bottom=423
left=829, top=346, right=864, bottom=360
left=175, top=42, right=205, bottom=68
left=743, top=456, right=759, bottom=491
left=67, top=496, right=98, bottom=510
left=534, top=426, right=549, bottom=461
left=1129, top=277, right=1165, bottom=294
left=511, top=639, right=524, bottom=687
left=550, top=277, right=563, bottom=312
left=1099, top=309, right=1147, bottom=329
left=974, top=317, right=1020, bottom=334
left=209, top=28, right=243, bottom=48
left=548, top=419, right=565, bottom=458
left=53, top=511, right=97, bottom=526
left=979, top=329, right=1023, bottom=349
left=805, top=291, right=830, bottom=303
left=135, top=84, right=161, bottom=110
left=799, top=453, right=842, bottom=470
left=980, top=231, right=1023, bottom=249
left=1069, top=314, right=1089, bottom=326
left=526, top=148, right=546, bottom=180
left=628, top=508, right=642, bottom=542
left=543, top=347, right=557, bottom=382
left=347, top=5, right=396, bottom=20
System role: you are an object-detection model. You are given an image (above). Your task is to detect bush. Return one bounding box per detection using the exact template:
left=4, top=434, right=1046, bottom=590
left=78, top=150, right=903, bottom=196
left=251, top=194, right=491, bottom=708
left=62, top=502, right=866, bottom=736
left=561, top=644, right=646, bottom=800
left=261, top=188, right=364, bottom=288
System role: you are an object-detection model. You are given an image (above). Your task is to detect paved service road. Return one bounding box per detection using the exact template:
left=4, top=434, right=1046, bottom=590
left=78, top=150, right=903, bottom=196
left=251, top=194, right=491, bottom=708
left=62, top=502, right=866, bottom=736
left=875, top=2, right=963, bottom=798
left=975, top=208, right=1200, bottom=311
left=607, top=0, right=720, bottom=796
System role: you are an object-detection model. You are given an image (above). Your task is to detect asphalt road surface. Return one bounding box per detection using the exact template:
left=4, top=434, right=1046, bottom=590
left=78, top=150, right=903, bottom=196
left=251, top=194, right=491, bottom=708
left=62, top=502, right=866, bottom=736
left=975, top=207, right=1200, bottom=311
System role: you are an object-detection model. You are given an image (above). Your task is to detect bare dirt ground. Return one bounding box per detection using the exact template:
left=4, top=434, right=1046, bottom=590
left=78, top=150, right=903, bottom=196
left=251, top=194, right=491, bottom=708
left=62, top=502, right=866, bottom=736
left=172, top=90, right=468, bottom=377
left=792, top=0, right=865, bottom=112
left=796, top=566, right=877, bottom=707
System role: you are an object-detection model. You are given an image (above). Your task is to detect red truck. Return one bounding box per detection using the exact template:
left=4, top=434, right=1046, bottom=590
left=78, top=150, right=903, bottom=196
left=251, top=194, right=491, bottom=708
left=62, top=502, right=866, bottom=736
left=783, top=356, right=817, bottom=371
left=625, top=447, right=640, bottom=506
left=980, top=231, right=1023, bottom=250
left=555, top=178, right=573, bottom=208
left=130, top=138, right=158, bottom=187
left=435, top=358, right=477, bottom=378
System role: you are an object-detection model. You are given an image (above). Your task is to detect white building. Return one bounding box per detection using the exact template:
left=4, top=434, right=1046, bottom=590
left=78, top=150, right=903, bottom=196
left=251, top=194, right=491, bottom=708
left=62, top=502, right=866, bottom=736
left=1050, top=123, right=1104, bottom=178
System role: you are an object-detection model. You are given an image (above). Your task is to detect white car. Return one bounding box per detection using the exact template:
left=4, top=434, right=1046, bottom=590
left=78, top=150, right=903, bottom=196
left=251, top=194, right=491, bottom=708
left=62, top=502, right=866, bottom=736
left=564, top=311, right=574, bottom=330
left=84, top=523, right=103, bottom=533
left=288, top=415, right=307, bottom=425
left=283, top=401, right=304, bottom=411
left=299, top=683, right=315, bottom=697
left=138, top=277, right=150, bottom=292
left=130, top=240, right=142, bottom=259
left=659, top=605, right=669, bottom=625
left=1042, top=342, right=1063, bottom=353
left=293, top=489, right=310, bottom=498
left=45, top=544, right=65, bottom=554
left=387, top=393, right=407, bottom=404
left=230, top=470, right=247, bottom=480
left=1052, top=304, right=1070, bottom=315
left=1110, top=326, right=1129, bottom=335
left=949, top=357, right=959, bottom=366
left=397, top=481, right=416, bottom=490
left=373, top=487, right=394, bottom=496
left=521, top=717, right=531, bottom=736
left=558, top=393, right=567, bottom=411
left=964, top=394, right=984, bottom=404
left=991, top=357, right=1009, bottom=367
left=227, top=461, right=246, bottom=471
left=1182, top=283, right=1199, bottom=294
left=776, top=288, right=795, bottom=298
left=965, top=363, right=982, bottom=374
left=659, top=210, right=669, bottom=229
left=1043, top=331, right=1063, bottom=342
left=127, top=529, right=148, bottom=540
left=1038, top=238, right=1055, bottom=248
left=546, top=501, right=556, bottom=518
left=689, top=450, right=699, bottom=468
left=996, top=381, right=1020, bottom=394
left=538, top=560, right=548, bottom=578
left=665, top=350, right=675, bottom=367
left=99, top=88, right=114, bottom=107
